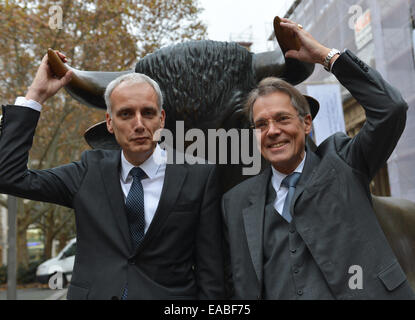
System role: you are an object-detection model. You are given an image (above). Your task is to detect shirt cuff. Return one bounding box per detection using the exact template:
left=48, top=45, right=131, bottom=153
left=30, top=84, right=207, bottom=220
left=15, top=97, right=42, bottom=112
left=329, top=58, right=337, bottom=72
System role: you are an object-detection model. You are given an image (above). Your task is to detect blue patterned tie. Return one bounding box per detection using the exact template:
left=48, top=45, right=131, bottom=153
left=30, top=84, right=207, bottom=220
left=281, top=172, right=301, bottom=223
left=122, top=167, right=146, bottom=300
left=126, top=167, right=147, bottom=249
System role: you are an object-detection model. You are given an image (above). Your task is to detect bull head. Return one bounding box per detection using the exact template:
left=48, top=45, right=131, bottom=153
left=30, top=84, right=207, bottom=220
left=47, top=17, right=314, bottom=149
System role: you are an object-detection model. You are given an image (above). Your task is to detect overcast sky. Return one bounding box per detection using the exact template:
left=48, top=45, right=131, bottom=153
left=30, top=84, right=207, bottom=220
left=198, top=0, right=295, bottom=53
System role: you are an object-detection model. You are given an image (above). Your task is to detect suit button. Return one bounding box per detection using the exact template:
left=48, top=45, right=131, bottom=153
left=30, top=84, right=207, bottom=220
left=128, top=258, right=135, bottom=265
left=297, top=290, right=303, bottom=296
left=294, top=269, right=299, bottom=274
left=289, top=229, right=295, bottom=234
left=290, top=249, right=297, bottom=254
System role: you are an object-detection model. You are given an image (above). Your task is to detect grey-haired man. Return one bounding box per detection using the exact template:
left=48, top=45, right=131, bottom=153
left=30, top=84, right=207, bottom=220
left=222, top=18, right=415, bottom=300
left=0, top=52, right=224, bottom=300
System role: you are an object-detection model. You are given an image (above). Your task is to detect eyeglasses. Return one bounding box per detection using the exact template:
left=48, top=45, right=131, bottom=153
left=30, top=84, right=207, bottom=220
left=251, top=113, right=300, bottom=132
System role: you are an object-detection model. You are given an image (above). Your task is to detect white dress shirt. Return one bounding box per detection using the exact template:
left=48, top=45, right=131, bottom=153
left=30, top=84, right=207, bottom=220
left=120, top=145, right=166, bottom=233
left=14, top=96, right=166, bottom=234
left=15, top=97, right=42, bottom=112
left=271, top=152, right=306, bottom=216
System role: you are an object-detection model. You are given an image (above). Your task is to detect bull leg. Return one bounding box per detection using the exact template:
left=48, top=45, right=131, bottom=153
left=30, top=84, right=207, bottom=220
left=372, top=195, right=415, bottom=291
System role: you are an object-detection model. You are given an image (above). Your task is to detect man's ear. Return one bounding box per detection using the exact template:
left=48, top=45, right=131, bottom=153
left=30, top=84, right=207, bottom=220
left=160, top=109, right=166, bottom=129
left=106, top=113, right=114, bottom=134
left=303, top=114, right=312, bottom=135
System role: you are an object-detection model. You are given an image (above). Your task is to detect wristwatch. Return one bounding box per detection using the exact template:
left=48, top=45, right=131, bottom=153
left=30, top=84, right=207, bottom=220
left=323, top=48, right=340, bottom=71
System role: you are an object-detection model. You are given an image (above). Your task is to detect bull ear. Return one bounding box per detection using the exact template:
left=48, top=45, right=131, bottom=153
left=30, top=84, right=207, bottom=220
left=252, top=16, right=315, bottom=85
left=47, top=49, right=133, bottom=110
left=84, top=120, right=120, bottom=150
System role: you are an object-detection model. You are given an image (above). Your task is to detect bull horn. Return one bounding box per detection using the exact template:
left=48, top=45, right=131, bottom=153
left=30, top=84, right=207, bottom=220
left=252, top=16, right=314, bottom=85
left=47, top=49, right=133, bottom=110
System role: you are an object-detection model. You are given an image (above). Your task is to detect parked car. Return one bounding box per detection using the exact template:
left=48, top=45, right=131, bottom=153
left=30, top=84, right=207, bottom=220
left=36, top=238, right=76, bottom=287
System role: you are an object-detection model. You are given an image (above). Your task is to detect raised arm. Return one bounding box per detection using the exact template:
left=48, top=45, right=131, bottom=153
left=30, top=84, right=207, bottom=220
left=0, top=51, right=86, bottom=208
left=278, top=18, right=407, bottom=179
left=25, top=50, right=73, bottom=105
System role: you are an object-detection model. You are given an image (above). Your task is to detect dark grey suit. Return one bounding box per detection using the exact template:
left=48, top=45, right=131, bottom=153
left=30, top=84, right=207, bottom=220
left=222, top=50, right=415, bottom=299
left=0, top=106, right=225, bottom=299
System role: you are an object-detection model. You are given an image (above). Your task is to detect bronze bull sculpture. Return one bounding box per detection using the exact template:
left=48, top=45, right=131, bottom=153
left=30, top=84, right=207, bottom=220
left=47, top=17, right=415, bottom=290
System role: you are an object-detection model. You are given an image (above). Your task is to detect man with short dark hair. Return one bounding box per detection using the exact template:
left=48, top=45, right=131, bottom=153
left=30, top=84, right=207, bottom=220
left=0, top=52, right=225, bottom=300
left=222, top=18, right=415, bottom=299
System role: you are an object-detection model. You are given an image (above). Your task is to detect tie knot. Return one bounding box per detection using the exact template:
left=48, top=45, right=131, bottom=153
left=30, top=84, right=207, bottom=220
left=281, top=172, right=301, bottom=188
left=130, top=167, right=146, bottom=180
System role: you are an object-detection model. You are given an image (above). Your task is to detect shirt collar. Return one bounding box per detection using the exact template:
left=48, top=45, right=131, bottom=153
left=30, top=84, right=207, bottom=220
left=120, top=144, right=166, bottom=182
left=271, top=151, right=307, bottom=191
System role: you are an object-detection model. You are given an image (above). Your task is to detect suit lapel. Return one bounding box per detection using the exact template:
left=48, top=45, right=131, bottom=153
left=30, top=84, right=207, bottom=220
left=99, top=149, right=188, bottom=256
left=135, top=163, right=187, bottom=254
left=99, top=150, right=132, bottom=252
left=242, top=166, right=271, bottom=284
left=291, top=148, right=321, bottom=214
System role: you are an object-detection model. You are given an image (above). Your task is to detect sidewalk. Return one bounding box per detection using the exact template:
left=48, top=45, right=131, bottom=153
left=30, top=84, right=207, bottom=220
left=44, top=288, right=67, bottom=300
left=0, top=283, right=67, bottom=300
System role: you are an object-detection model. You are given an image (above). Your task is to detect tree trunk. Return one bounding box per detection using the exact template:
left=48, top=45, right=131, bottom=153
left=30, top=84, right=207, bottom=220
left=43, top=212, right=55, bottom=260
left=43, top=231, right=54, bottom=260
left=57, top=232, right=70, bottom=253
left=17, top=198, right=29, bottom=268
left=16, top=228, right=28, bottom=268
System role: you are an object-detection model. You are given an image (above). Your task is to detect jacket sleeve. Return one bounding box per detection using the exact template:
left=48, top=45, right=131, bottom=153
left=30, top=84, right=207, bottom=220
left=194, top=164, right=225, bottom=299
left=221, top=194, right=235, bottom=299
left=331, top=50, right=407, bottom=180
left=0, top=105, right=87, bottom=208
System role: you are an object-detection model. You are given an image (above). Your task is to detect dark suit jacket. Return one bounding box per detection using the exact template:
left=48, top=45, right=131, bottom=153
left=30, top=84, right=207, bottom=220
left=0, top=106, right=225, bottom=300
left=222, top=50, right=415, bottom=299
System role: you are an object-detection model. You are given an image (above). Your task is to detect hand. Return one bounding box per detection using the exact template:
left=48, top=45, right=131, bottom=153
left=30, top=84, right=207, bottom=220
left=279, top=18, right=335, bottom=66
left=25, top=50, right=73, bottom=104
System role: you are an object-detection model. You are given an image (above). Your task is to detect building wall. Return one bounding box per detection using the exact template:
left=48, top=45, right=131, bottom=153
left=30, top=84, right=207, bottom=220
left=283, top=0, right=415, bottom=201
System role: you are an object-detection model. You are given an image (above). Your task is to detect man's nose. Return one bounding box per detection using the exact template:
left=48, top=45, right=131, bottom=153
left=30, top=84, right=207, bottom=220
left=133, top=114, right=145, bottom=130
left=267, top=120, right=281, bottom=136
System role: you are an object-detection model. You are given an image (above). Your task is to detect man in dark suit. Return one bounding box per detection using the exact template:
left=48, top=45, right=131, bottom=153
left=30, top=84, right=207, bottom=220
left=222, top=18, right=415, bottom=299
left=0, top=52, right=224, bottom=299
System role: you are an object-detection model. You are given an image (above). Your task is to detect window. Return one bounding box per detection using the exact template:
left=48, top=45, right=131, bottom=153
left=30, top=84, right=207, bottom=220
left=64, top=243, right=77, bottom=257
